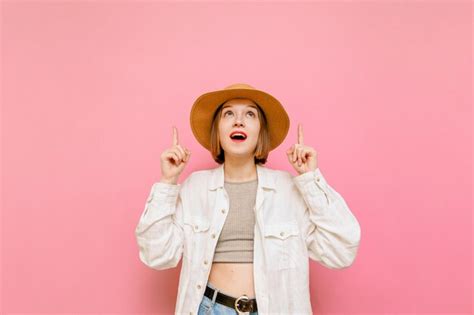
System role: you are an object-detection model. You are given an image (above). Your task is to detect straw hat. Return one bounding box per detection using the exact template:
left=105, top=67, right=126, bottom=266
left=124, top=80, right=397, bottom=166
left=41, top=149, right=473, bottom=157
left=189, top=83, right=290, bottom=152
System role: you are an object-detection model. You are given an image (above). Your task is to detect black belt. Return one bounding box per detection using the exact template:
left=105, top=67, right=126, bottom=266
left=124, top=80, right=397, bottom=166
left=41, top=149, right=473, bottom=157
left=204, top=284, right=258, bottom=313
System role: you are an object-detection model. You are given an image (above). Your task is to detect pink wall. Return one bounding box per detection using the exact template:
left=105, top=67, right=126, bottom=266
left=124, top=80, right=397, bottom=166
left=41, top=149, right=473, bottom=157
left=1, top=2, right=471, bottom=314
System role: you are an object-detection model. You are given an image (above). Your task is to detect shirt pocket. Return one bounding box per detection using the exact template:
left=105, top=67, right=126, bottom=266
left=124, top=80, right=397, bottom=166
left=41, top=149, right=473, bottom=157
left=183, top=215, right=211, bottom=258
left=263, top=222, right=302, bottom=270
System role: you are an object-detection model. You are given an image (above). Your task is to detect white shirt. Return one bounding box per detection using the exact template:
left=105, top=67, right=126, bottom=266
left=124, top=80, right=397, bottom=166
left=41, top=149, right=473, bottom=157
left=135, top=164, right=361, bottom=315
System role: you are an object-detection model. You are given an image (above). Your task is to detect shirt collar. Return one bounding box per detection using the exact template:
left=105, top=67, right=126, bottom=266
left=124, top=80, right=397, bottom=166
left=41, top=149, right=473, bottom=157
left=208, top=163, right=276, bottom=191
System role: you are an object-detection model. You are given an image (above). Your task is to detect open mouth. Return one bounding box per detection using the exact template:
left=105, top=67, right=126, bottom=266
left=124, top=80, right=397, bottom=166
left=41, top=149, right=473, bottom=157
left=229, top=131, right=247, bottom=143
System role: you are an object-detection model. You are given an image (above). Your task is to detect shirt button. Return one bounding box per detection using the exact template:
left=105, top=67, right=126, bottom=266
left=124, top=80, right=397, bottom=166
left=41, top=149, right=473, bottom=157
left=204, top=260, right=208, bottom=265
left=197, top=284, right=201, bottom=289
left=316, top=177, right=320, bottom=182
left=211, top=233, right=216, bottom=239
left=194, top=225, right=199, bottom=230
left=280, top=232, right=285, bottom=237
left=221, top=208, right=226, bottom=214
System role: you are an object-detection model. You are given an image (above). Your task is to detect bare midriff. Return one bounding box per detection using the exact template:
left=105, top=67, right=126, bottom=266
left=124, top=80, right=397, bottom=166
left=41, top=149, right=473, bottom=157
left=207, top=262, right=256, bottom=298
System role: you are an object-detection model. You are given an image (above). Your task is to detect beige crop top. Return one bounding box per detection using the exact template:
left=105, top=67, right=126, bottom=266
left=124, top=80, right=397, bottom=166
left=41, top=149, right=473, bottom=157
left=212, top=178, right=258, bottom=263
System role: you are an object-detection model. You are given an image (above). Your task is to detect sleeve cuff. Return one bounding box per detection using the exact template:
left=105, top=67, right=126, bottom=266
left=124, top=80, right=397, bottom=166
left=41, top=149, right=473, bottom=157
left=293, top=167, right=329, bottom=195
left=149, top=182, right=181, bottom=203
left=141, top=182, right=181, bottom=221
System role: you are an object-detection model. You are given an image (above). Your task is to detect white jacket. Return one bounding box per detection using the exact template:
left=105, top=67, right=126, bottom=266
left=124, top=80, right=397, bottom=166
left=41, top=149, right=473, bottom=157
left=135, top=164, right=361, bottom=315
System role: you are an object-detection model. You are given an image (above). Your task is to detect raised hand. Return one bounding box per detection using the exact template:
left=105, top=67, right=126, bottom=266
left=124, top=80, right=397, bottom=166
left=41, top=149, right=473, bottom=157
left=286, top=123, right=318, bottom=175
left=159, top=126, right=191, bottom=184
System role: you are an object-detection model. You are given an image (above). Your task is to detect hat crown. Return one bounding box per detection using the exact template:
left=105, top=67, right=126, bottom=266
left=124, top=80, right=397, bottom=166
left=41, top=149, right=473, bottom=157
left=224, top=83, right=256, bottom=90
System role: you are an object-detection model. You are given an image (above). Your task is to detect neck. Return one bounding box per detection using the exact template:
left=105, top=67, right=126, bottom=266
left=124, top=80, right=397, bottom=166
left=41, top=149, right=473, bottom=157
left=223, top=157, right=257, bottom=182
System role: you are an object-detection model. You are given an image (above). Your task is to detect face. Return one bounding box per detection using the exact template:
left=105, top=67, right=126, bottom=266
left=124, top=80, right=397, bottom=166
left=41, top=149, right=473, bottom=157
left=218, top=98, right=261, bottom=160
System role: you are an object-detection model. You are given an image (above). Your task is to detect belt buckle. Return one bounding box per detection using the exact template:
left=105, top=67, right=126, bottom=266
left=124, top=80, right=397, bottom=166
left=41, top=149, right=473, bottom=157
left=234, top=294, right=250, bottom=314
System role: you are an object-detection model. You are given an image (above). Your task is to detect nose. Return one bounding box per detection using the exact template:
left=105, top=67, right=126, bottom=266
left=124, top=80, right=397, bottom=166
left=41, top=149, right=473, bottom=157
left=233, top=115, right=245, bottom=127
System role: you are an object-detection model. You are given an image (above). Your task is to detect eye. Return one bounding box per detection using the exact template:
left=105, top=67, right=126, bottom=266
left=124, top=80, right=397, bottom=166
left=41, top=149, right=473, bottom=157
left=223, top=110, right=255, bottom=117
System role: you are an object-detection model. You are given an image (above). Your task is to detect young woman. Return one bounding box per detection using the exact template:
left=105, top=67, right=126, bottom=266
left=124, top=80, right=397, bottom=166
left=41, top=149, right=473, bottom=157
left=135, top=83, right=361, bottom=315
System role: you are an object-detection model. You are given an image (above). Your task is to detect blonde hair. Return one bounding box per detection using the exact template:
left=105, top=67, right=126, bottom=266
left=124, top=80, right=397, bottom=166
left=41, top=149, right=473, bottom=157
left=210, top=101, right=270, bottom=165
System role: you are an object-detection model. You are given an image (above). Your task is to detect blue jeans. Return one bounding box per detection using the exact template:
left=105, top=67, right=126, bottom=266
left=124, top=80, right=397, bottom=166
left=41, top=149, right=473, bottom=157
left=198, top=282, right=259, bottom=315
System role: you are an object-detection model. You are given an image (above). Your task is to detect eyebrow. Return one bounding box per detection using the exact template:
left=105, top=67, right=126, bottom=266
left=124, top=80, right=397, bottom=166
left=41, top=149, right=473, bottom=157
left=222, top=104, right=258, bottom=110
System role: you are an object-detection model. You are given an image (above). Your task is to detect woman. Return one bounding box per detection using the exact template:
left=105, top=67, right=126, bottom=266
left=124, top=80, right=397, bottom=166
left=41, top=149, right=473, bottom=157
left=135, top=83, right=361, bottom=315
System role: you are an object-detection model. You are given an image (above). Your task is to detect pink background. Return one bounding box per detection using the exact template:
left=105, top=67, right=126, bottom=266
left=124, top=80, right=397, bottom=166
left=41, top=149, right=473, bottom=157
left=1, top=1, right=472, bottom=314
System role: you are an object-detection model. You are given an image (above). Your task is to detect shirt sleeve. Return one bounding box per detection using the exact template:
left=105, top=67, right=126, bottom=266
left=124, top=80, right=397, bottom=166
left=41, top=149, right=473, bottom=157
left=134, top=176, right=189, bottom=270
left=293, top=168, right=361, bottom=269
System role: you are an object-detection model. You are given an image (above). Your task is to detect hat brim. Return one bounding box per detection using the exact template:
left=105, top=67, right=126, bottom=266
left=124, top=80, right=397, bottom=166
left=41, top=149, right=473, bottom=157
left=190, top=88, right=290, bottom=152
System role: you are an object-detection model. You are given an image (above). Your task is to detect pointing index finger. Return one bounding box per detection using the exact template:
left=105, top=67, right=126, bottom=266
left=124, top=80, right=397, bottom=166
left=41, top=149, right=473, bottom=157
left=298, top=123, right=304, bottom=145
left=172, top=126, right=179, bottom=146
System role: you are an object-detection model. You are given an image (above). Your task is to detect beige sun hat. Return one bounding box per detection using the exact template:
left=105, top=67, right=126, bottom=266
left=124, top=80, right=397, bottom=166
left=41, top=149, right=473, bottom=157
left=189, top=83, right=290, bottom=152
